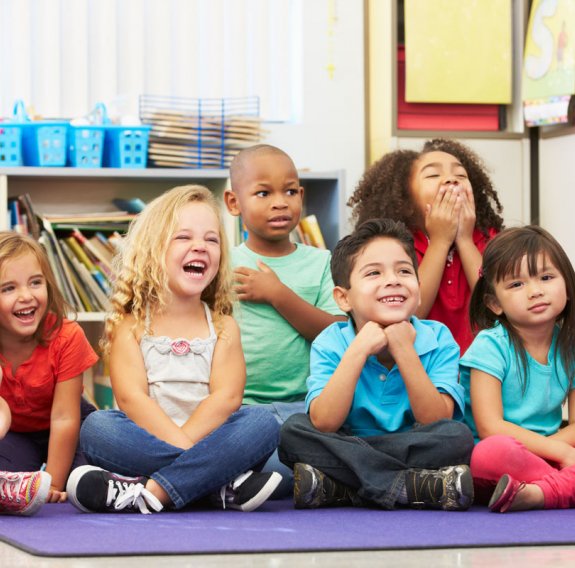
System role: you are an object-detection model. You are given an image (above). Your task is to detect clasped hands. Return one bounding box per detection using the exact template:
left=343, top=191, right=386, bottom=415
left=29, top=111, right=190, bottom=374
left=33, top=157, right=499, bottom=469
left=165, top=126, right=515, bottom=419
left=425, top=184, right=476, bottom=247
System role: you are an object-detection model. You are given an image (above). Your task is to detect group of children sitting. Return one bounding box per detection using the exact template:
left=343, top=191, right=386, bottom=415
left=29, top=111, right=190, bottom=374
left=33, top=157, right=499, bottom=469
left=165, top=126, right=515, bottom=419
left=1, top=140, right=574, bottom=518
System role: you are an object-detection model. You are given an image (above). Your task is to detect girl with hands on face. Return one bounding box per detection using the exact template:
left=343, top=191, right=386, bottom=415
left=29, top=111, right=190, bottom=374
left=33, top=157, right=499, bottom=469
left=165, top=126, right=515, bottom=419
left=349, top=139, right=504, bottom=353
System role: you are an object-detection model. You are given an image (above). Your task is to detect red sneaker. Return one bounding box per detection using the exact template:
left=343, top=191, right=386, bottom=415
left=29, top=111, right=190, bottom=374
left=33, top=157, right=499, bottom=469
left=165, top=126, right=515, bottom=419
left=0, top=471, right=52, bottom=516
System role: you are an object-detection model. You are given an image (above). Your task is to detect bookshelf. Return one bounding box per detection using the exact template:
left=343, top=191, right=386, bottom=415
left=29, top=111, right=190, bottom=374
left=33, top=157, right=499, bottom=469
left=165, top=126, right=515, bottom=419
left=0, top=166, right=346, bottom=321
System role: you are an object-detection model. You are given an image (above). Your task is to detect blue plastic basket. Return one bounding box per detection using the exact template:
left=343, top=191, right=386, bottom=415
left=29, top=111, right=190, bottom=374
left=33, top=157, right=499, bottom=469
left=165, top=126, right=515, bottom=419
left=0, top=123, right=23, bottom=166
left=67, top=103, right=107, bottom=168
left=11, top=101, right=68, bottom=167
left=103, top=125, right=150, bottom=168
left=68, top=125, right=105, bottom=167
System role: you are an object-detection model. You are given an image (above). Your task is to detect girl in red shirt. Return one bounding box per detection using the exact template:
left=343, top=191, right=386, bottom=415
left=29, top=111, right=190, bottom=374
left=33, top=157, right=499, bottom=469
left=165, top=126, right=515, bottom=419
left=348, top=139, right=505, bottom=354
left=0, top=233, right=97, bottom=515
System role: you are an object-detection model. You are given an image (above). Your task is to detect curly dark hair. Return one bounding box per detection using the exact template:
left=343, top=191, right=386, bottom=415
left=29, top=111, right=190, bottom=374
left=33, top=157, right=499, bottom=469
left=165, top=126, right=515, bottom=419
left=348, top=138, right=504, bottom=236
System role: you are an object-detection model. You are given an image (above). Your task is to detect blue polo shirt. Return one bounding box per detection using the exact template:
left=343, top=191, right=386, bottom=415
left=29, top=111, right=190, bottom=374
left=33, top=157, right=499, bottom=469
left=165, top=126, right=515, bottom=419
left=305, top=317, right=464, bottom=437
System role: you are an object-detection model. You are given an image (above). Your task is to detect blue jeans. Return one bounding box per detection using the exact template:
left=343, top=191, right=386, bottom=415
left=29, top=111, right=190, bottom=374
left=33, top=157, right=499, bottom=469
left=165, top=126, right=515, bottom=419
left=279, top=413, right=474, bottom=509
left=0, top=398, right=96, bottom=474
left=242, top=401, right=306, bottom=498
left=80, top=406, right=280, bottom=509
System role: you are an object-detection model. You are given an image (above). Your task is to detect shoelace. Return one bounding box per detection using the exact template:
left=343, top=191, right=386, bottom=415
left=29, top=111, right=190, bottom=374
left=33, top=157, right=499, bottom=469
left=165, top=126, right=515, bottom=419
left=106, top=480, right=163, bottom=514
left=218, top=470, right=253, bottom=510
left=0, top=473, right=24, bottom=503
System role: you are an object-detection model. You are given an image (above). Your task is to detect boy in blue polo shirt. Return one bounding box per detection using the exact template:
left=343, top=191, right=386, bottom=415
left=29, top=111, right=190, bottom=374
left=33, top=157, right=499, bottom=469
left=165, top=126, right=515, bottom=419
left=279, top=218, right=475, bottom=511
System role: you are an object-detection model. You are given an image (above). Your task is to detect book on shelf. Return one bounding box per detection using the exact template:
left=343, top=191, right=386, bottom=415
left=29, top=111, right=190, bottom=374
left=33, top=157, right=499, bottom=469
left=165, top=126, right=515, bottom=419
left=60, top=239, right=111, bottom=312
left=298, top=214, right=327, bottom=249
left=43, top=212, right=137, bottom=224
left=39, top=222, right=85, bottom=312
left=69, top=228, right=114, bottom=279
left=18, top=193, right=42, bottom=239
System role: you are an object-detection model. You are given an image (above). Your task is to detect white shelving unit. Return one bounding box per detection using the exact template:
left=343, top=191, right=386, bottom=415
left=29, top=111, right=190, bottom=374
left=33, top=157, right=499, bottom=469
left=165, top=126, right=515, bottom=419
left=0, top=166, right=346, bottom=324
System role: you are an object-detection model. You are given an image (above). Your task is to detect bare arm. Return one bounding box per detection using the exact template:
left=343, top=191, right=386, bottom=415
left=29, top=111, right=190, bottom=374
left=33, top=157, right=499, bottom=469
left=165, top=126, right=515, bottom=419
left=455, top=185, right=482, bottom=290
left=549, top=390, right=575, bottom=458
left=0, top=396, right=10, bottom=439
left=180, top=316, right=245, bottom=444
left=385, top=321, right=454, bottom=423
left=110, top=317, right=193, bottom=450
left=45, top=375, right=84, bottom=501
left=234, top=261, right=344, bottom=342
left=471, top=369, right=575, bottom=467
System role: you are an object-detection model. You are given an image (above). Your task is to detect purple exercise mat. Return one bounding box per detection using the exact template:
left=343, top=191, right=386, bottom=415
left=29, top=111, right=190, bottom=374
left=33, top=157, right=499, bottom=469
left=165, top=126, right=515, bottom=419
left=1, top=500, right=575, bottom=557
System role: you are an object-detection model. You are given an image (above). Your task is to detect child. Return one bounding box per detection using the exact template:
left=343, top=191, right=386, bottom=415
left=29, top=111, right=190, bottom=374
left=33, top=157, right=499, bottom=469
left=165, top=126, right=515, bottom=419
left=279, top=218, right=475, bottom=511
left=460, top=225, right=575, bottom=512
left=348, top=139, right=504, bottom=353
left=0, top=232, right=97, bottom=511
left=66, top=185, right=282, bottom=515
left=224, top=144, right=344, bottom=493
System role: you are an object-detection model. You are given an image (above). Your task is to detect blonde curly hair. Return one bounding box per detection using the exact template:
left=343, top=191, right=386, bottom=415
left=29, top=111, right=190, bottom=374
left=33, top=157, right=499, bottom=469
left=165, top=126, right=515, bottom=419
left=102, top=185, right=234, bottom=353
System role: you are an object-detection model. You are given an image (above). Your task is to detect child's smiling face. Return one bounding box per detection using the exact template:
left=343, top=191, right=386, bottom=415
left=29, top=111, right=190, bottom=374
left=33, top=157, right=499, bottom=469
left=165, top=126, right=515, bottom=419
left=0, top=252, right=48, bottom=341
left=336, top=237, right=420, bottom=330
left=409, top=151, right=471, bottom=226
left=165, top=202, right=222, bottom=301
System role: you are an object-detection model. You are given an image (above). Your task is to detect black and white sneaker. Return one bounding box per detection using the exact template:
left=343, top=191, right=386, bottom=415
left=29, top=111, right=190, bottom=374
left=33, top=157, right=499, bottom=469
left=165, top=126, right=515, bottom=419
left=213, top=470, right=282, bottom=512
left=66, top=465, right=163, bottom=515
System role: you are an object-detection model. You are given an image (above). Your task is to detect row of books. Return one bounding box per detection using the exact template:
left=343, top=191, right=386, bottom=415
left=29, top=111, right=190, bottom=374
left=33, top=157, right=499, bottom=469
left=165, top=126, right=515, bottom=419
left=40, top=223, right=122, bottom=313
left=7, top=194, right=129, bottom=313
left=8, top=195, right=329, bottom=314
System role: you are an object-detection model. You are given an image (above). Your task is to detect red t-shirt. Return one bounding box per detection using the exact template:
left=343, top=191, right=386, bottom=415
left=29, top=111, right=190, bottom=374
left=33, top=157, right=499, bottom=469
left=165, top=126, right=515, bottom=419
left=0, top=317, right=98, bottom=432
left=413, top=228, right=496, bottom=355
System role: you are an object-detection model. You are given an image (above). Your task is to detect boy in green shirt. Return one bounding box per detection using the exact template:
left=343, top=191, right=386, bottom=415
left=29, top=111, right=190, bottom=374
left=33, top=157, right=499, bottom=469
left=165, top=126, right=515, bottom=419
left=225, top=145, right=344, bottom=496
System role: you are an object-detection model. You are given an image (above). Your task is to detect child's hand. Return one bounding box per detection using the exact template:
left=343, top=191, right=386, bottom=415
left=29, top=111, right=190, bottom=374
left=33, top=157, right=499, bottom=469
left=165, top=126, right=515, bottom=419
left=353, top=321, right=388, bottom=357
left=384, top=320, right=416, bottom=357
left=47, top=486, right=67, bottom=503
left=233, top=261, right=283, bottom=303
left=424, top=185, right=461, bottom=246
left=455, top=185, right=476, bottom=244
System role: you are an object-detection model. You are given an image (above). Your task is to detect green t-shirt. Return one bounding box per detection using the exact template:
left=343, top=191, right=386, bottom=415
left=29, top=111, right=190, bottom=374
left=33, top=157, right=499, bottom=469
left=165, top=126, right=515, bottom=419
left=231, top=243, right=342, bottom=404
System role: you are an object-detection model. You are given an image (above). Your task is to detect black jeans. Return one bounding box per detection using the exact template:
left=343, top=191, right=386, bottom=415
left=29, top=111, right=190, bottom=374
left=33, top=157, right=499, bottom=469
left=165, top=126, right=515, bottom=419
left=279, top=413, right=474, bottom=509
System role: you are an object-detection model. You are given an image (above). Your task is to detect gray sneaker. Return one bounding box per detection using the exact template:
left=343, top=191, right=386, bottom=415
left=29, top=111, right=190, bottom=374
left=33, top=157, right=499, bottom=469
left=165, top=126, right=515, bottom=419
left=293, top=463, right=355, bottom=509
left=405, top=464, right=474, bottom=511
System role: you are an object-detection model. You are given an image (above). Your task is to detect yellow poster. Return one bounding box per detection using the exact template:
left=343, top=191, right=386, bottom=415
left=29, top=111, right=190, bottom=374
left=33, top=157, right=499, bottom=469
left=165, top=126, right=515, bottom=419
left=523, top=0, right=575, bottom=100
left=404, top=0, right=512, bottom=104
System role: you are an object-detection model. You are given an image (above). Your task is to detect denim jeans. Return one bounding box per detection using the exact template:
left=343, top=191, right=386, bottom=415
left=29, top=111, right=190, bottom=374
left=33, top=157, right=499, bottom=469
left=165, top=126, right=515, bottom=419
left=0, top=398, right=96, bottom=474
left=242, top=400, right=306, bottom=498
left=279, top=413, right=474, bottom=509
left=80, top=406, right=280, bottom=509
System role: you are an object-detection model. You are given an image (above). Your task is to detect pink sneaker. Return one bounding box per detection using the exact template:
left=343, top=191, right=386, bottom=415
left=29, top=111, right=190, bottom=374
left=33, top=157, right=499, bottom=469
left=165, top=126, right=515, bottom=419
left=0, top=471, right=52, bottom=516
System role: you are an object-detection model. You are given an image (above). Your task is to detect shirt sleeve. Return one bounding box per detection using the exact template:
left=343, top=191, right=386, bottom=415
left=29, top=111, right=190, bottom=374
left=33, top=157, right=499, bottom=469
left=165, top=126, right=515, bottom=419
left=425, top=324, right=466, bottom=420
left=53, top=321, right=99, bottom=383
left=460, top=330, right=509, bottom=383
left=305, top=328, right=342, bottom=412
left=315, top=252, right=344, bottom=315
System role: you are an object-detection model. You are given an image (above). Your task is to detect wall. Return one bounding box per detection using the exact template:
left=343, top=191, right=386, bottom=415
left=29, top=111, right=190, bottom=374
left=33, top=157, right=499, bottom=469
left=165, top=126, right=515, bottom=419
left=263, top=0, right=366, bottom=235
left=394, top=137, right=531, bottom=228
left=540, top=131, right=575, bottom=263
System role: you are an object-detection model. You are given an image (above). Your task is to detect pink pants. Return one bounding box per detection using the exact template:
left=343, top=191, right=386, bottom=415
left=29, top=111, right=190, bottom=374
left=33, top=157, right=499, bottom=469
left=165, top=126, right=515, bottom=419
left=471, top=435, right=575, bottom=509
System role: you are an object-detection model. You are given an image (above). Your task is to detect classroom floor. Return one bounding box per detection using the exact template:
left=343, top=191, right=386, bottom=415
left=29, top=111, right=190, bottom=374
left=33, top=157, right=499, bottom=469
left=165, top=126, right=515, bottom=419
left=2, top=542, right=575, bottom=567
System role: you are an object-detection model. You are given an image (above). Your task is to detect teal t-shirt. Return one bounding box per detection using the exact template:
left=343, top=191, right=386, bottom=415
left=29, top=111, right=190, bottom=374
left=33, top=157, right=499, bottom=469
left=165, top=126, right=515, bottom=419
left=460, top=324, right=571, bottom=441
left=231, top=243, right=342, bottom=404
